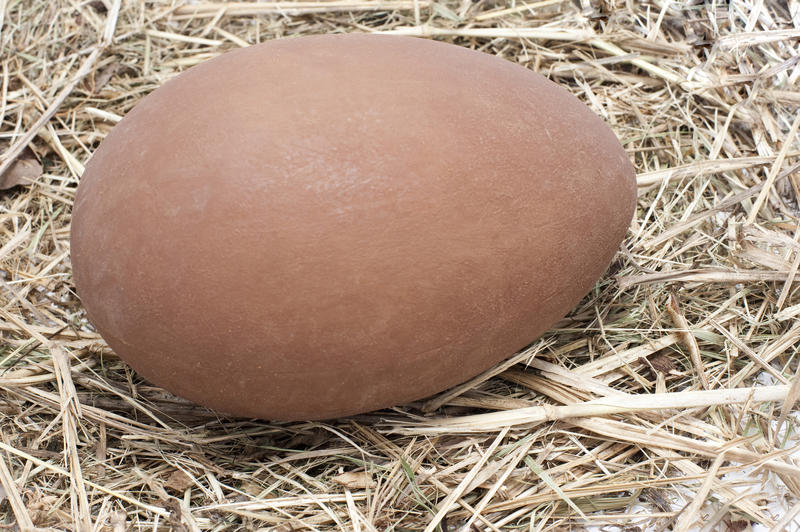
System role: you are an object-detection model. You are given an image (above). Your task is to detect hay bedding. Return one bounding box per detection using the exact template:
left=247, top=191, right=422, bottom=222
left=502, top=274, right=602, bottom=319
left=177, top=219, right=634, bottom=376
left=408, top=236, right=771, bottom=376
left=1, top=0, right=800, bottom=530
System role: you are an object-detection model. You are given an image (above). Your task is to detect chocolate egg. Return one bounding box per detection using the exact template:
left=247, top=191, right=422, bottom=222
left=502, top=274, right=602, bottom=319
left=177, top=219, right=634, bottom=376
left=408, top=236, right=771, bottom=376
left=71, top=34, right=635, bottom=420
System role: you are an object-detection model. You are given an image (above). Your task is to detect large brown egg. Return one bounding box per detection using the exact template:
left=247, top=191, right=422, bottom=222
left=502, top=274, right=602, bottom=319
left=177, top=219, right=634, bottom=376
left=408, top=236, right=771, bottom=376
left=71, top=34, right=635, bottom=420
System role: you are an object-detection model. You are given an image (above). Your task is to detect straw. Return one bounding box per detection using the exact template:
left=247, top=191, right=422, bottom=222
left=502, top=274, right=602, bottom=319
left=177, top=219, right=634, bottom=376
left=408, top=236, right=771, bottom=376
left=2, top=1, right=800, bottom=529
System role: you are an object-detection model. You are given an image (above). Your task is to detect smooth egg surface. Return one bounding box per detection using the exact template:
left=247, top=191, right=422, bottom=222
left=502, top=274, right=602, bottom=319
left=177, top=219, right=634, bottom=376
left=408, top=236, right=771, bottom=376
left=71, top=34, right=636, bottom=420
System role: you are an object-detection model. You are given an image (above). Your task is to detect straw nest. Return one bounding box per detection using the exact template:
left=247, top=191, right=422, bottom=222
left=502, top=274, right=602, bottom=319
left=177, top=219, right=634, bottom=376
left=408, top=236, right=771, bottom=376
left=2, top=0, right=800, bottom=530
